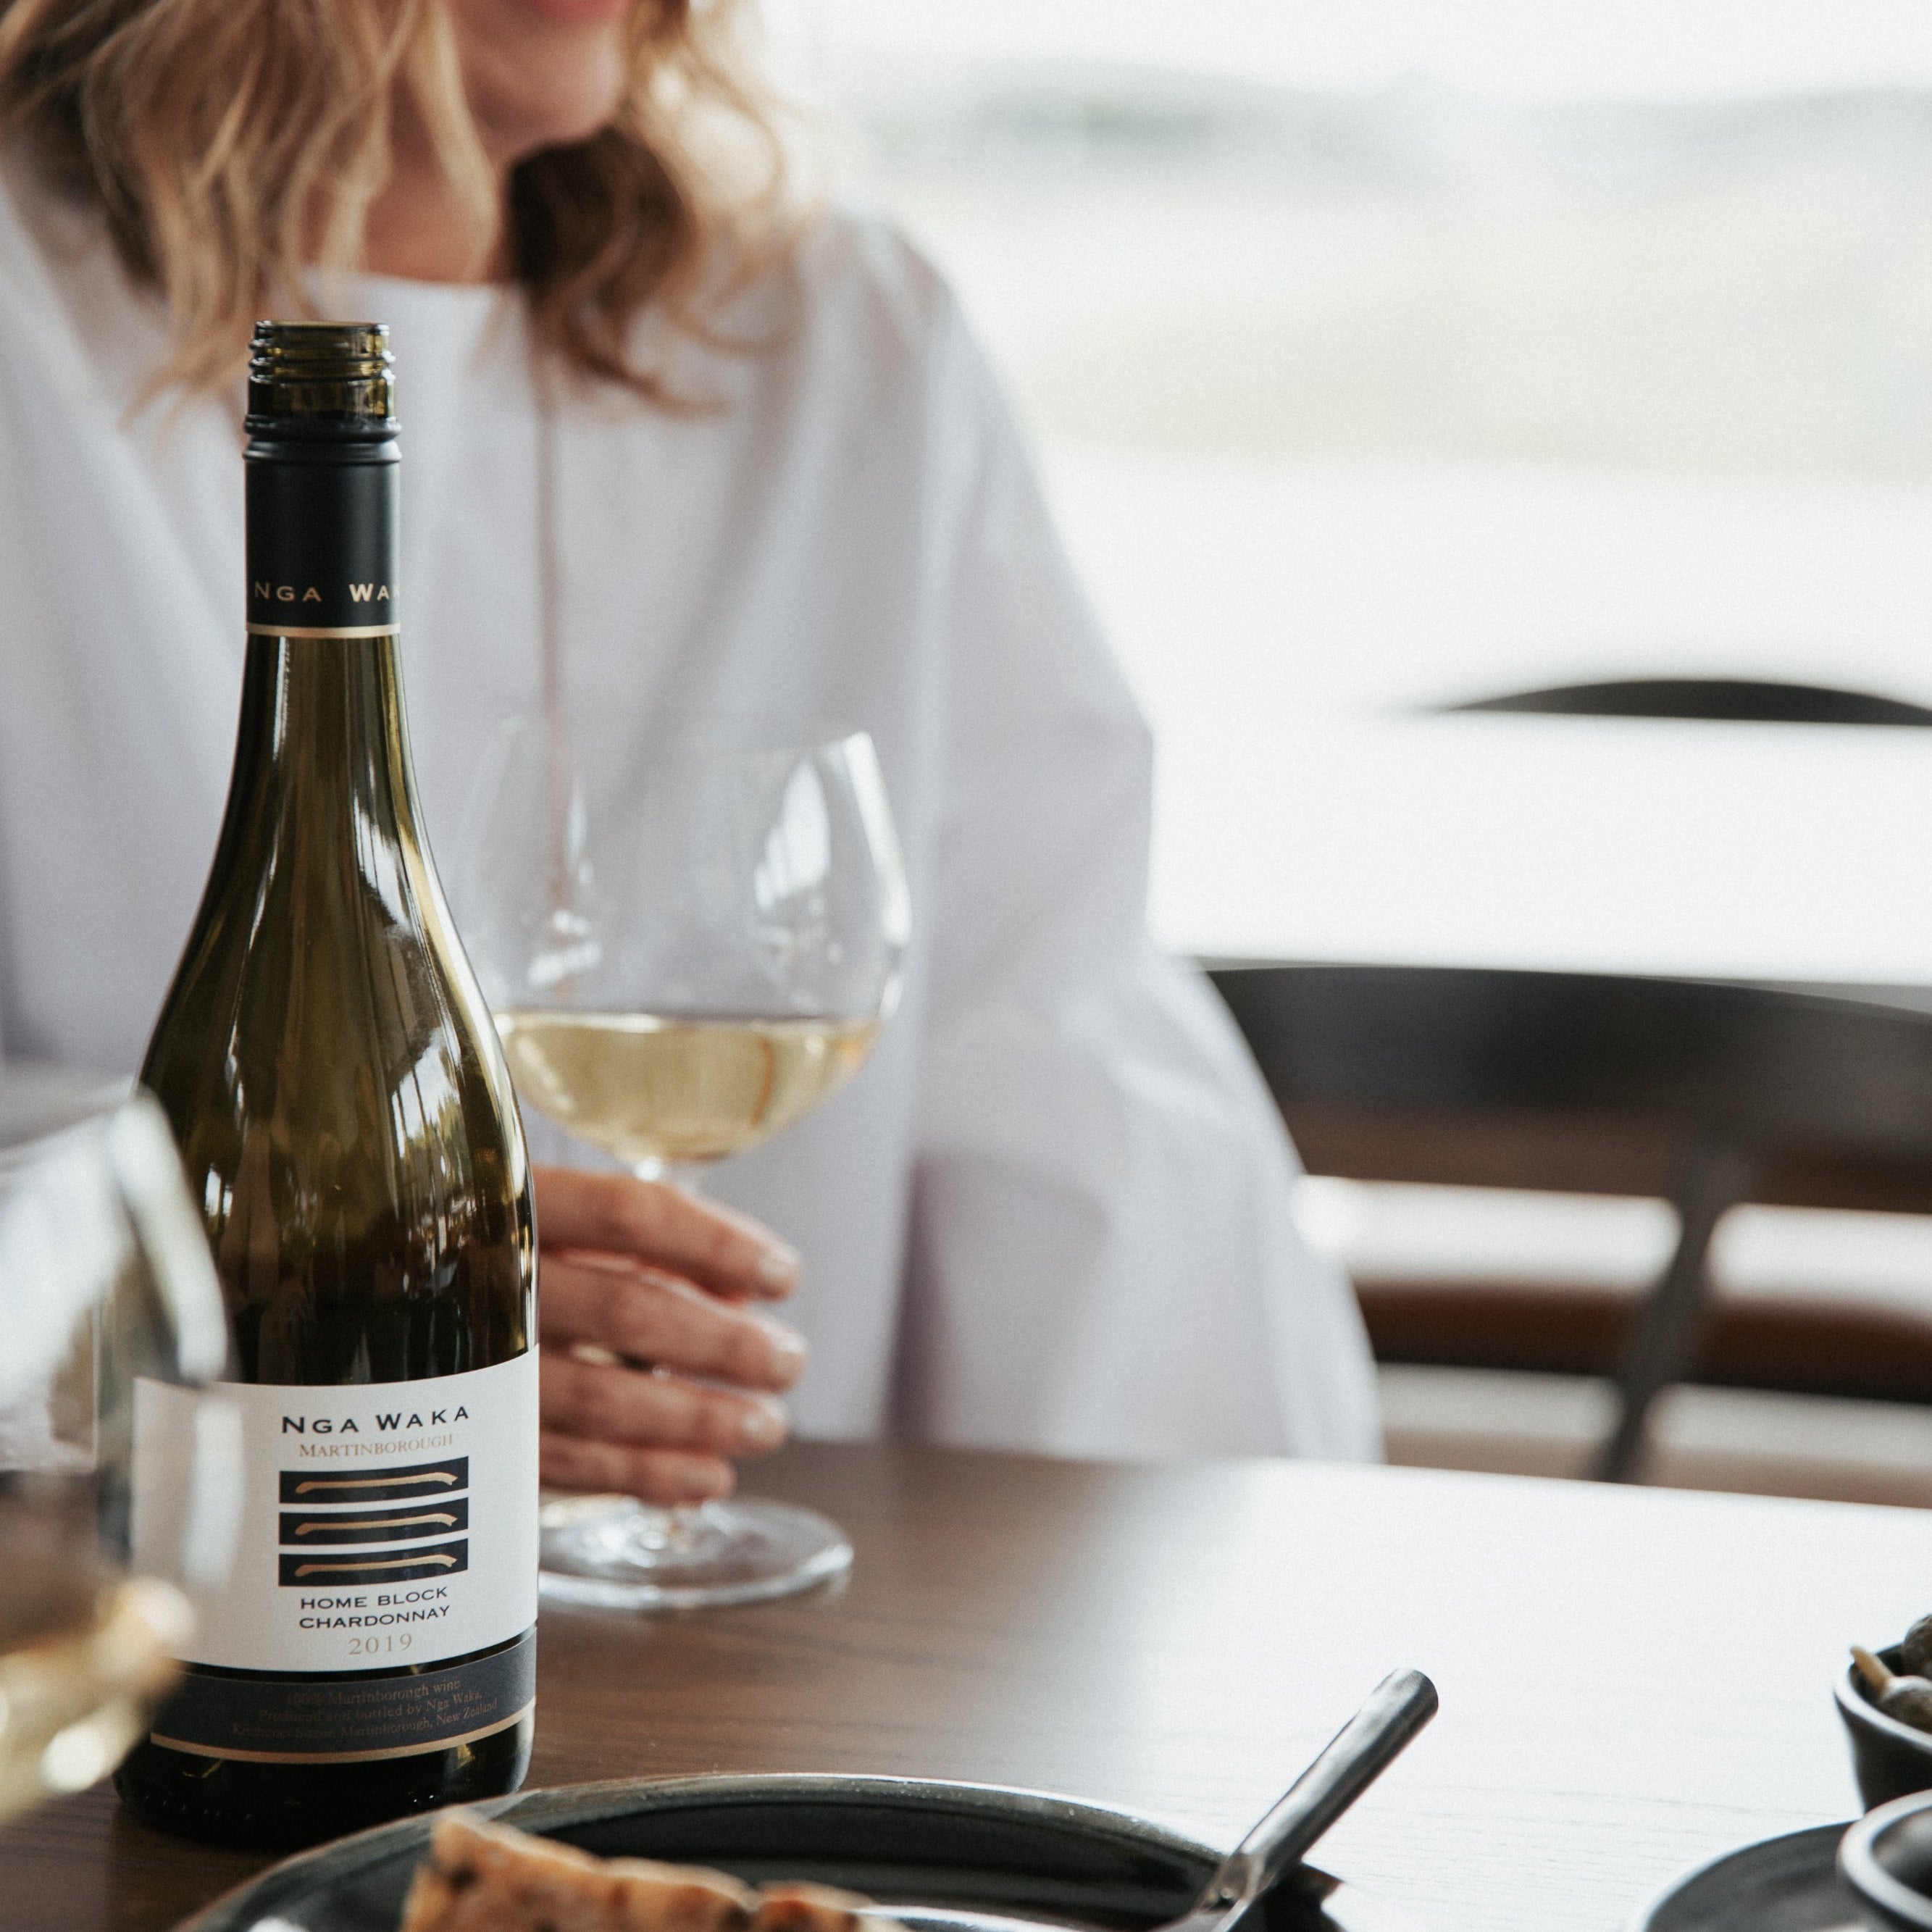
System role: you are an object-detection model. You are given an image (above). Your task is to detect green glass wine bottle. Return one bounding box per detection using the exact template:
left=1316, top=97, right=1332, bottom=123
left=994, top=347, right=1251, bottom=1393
left=115, top=322, right=538, bottom=1852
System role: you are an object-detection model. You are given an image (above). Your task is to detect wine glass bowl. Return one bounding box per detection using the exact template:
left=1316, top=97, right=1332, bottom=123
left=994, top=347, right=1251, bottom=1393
left=461, top=727, right=906, bottom=1179
left=0, top=1083, right=235, bottom=1823
left=495, top=1008, right=882, bottom=1170
left=454, top=721, right=909, bottom=1609
left=0, top=1529, right=193, bottom=1823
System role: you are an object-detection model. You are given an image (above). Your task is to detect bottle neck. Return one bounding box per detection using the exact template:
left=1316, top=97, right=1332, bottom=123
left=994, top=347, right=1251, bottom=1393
left=229, top=438, right=422, bottom=858
left=245, top=435, right=400, bottom=635
left=231, top=632, right=419, bottom=837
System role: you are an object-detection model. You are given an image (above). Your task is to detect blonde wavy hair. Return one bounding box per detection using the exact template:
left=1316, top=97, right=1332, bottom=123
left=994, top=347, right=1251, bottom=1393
left=0, top=0, right=798, bottom=400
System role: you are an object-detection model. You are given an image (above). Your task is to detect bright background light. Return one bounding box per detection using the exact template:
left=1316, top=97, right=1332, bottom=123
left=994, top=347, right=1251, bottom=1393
left=771, top=3, right=1932, bottom=981
left=766, top=3, right=1932, bottom=1497
left=786, top=0, right=1932, bottom=99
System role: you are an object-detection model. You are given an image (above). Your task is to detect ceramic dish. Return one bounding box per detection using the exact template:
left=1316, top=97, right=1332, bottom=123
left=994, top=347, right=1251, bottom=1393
left=1840, top=1789, right=1932, bottom=1930
left=1838, top=1645, right=1932, bottom=1811
left=1628, top=1822, right=1859, bottom=1932
left=176, top=1773, right=1422, bottom=1932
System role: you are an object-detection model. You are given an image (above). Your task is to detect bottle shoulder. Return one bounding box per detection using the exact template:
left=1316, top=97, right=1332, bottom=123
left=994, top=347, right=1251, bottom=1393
left=141, top=824, right=536, bottom=1378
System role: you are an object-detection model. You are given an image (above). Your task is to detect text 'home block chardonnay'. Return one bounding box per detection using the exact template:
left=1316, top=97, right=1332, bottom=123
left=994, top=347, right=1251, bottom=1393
left=118, top=323, right=538, bottom=1852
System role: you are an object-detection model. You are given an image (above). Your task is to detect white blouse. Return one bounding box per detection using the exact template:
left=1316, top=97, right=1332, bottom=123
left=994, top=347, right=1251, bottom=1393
left=0, top=161, right=1379, bottom=1463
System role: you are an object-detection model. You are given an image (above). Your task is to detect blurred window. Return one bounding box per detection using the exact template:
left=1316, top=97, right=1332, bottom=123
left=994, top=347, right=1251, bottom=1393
left=771, top=1, right=1932, bottom=975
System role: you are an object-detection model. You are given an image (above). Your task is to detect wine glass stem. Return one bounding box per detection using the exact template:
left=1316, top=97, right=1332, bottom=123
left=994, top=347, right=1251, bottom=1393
left=630, top=1158, right=719, bottom=1541
left=633, top=1157, right=702, bottom=1194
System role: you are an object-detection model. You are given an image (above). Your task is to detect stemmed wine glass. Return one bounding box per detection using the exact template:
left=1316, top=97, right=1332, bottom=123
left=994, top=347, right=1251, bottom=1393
left=453, top=717, right=909, bottom=1610
left=0, top=1079, right=238, bottom=1820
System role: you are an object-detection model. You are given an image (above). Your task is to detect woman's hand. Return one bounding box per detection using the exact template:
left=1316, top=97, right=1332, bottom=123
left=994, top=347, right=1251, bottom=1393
left=533, top=1165, right=806, bottom=1505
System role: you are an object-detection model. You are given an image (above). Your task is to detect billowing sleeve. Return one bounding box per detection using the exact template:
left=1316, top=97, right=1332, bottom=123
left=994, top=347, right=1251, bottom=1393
left=897, top=311, right=1381, bottom=1463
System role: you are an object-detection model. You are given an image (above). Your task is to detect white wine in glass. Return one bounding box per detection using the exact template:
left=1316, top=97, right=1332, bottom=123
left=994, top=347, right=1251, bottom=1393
left=0, top=1536, right=191, bottom=1826
left=0, top=1085, right=235, bottom=1826
left=494, top=1011, right=880, bottom=1169
left=456, top=724, right=909, bottom=1610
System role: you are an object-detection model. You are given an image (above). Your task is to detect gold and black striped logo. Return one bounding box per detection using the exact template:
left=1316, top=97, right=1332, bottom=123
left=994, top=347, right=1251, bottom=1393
left=277, top=1458, right=470, bottom=1586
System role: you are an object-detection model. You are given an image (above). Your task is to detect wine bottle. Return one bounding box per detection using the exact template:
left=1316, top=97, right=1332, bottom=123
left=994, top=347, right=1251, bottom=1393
left=115, top=322, right=538, bottom=1852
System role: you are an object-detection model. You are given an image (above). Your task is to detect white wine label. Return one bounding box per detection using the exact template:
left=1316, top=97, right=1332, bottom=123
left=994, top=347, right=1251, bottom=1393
left=132, top=1352, right=538, bottom=1674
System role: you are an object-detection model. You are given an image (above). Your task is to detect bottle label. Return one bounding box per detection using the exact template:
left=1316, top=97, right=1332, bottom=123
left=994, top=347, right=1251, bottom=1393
left=131, top=1352, right=538, bottom=1676
left=146, top=1629, right=535, bottom=1765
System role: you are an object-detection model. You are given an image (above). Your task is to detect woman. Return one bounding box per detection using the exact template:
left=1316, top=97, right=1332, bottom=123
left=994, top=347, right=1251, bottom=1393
left=0, top=0, right=1378, bottom=1492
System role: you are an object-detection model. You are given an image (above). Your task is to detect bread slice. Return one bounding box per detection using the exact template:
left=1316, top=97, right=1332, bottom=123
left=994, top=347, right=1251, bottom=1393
left=753, top=1881, right=885, bottom=1932
left=398, top=1810, right=761, bottom=1932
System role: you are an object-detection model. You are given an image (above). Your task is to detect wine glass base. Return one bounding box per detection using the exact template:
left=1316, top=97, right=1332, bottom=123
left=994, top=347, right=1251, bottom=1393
left=537, top=1494, right=853, bottom=1612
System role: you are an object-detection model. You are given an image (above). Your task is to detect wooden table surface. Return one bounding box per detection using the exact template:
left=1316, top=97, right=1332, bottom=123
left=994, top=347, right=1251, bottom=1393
left=6, top=1440, right=1932, bottom=1932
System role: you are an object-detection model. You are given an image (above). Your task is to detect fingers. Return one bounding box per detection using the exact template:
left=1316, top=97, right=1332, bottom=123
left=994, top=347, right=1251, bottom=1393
left=540, top=1429, right=736, bottom=1506
left=541, top=1253, right=807, bottom=1393
left=531, top=1168, right=806, bottom=1512
left=533, top=1165, right=800, bottom=1301
left=540, top=1346, right=790, bottom=1470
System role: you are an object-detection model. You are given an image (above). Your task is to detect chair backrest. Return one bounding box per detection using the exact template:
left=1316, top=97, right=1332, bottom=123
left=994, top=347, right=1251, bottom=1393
left=1209, top=963, right=1932, bottom=1212
left=1441, top=677, right=1932, bottom=727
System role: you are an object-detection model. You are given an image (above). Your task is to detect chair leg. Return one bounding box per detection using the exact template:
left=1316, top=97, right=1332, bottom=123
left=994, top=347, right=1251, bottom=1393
left=1592, top=1139, right=1756, bottom=1484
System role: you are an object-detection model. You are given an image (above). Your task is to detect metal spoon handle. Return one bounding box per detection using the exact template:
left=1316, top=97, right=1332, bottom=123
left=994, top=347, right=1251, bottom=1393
left=1197, top=1668, right=1439, bottom=1912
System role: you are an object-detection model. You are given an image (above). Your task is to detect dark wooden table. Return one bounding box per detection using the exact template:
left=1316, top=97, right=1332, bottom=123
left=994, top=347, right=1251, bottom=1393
left=6, top=1441, right=1931, bottom=1932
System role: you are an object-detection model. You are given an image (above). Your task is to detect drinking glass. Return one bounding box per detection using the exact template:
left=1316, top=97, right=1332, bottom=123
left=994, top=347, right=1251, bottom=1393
left=453, top=719, right=909, bottom=1609
left=0, top=1078, right=238, bottom=1822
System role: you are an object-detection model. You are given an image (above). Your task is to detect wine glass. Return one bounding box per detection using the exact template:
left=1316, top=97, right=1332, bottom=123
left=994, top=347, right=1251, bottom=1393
left=453, top=719, right=909, bottom=1610
left=0, top=1078, right=238, bottom=1822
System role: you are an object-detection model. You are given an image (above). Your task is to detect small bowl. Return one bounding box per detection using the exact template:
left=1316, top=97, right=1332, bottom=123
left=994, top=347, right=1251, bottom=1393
left=1839, top=1646, right=1932, bottom=1810
left=1841, top=1790, right=1932, bottom=1929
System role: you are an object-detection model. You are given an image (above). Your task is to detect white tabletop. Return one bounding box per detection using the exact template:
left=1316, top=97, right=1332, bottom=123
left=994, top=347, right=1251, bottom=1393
left=1147, top=707, right=1932, bottom=984
left=1047, top=452, right=1932, bottom=984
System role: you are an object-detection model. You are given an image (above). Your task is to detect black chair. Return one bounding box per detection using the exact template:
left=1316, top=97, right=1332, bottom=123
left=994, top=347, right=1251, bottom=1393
left=1440, top=677, right=1932, bottom=727
left=1209, top=963, right=1932, bottom=1481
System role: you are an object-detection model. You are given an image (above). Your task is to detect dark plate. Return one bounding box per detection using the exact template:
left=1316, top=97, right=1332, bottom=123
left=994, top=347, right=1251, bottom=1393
left=175, top=1773, right=1422, bottom=1932
left=1629, top=1823, right=1860, bottom=1932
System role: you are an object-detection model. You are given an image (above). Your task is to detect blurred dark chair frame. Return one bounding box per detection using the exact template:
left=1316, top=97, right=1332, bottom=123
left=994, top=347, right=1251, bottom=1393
left=1442, top=676, right=1932, bottom=727
left=1210, top=963, right=1932, bottom=1481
